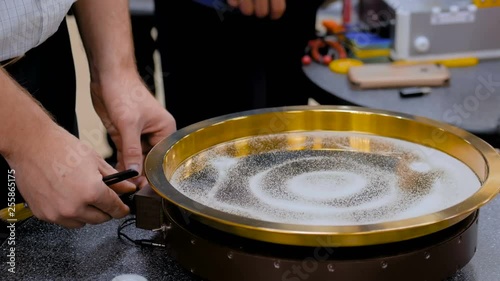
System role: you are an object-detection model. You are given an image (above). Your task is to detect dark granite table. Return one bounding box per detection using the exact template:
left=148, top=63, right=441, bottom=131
left=303, top=59, right=500, bottom=138
left=1, top=195, right=500, bottom=281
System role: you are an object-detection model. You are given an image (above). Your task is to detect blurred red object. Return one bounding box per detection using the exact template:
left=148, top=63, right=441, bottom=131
left=301, top=55, right=312, bottom=65
left=323, top=55, right=333, bottom=64
left=303, top=38, right=348, bottom=65
left=343, top=0, right=352, bottom=25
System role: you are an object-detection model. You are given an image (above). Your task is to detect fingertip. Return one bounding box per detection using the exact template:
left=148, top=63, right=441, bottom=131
left=227, top=0, right=239, bottom=7
left=130, top=176, right=144, bottom=188
left=270, top=0, right=286, bottom=20
left=240, top=0, right=254, bottom=16
left=61, top=220, right=86, bottom=229
left=137, top=176, right=149, bottom=189
left=96, top=186, right=132, bottom=219
left=255, top=10, right=268, bottom=18
left=112, top=200, right=131, bottom=219
left=116, top=204, right=131, bottom=219
left=255, top=0, right=269, bottom=18
left=271, top=10, right=285, bottom=20
left=127, top=163, right=141, bottom=174
left=67, top=223, right=86, bottom=229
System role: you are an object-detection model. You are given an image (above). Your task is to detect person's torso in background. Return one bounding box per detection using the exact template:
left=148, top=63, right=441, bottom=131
left=129, top=0, right=155, bottom=16
left=0, top=0, right=76, bottom=61
left=130, top=0, right=229, bottom=17
left=192, top=0, right=232, bottom=11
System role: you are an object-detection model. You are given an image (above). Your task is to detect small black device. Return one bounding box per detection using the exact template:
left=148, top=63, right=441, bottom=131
left=399, top=87, right=432, bottom=98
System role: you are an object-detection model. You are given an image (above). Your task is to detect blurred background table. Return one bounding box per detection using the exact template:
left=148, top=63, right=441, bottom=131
left=304, top=58, right=500, bottom=147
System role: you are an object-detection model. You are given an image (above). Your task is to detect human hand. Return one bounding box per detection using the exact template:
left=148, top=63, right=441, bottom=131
left=6, top=126, right=136, bottom=228
left=90, top=70, right=177, bottom=187
left=227, top=0, right=286, bottom=19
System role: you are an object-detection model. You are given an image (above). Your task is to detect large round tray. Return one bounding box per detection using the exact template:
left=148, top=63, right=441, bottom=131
left=144, top=106, right=500, bottom=247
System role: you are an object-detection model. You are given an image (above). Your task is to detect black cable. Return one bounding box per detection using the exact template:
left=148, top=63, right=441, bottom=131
left=117, top=218, right=138, bottom=245
left=117, top=217, right=166, bottom=248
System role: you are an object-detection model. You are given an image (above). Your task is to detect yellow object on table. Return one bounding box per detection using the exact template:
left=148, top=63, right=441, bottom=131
left=352, top=48, right=391, bottom=59
left=329, top=58, right=364, bottom=74
left=393, top=57, right=479, bottom=68
left=473, top=0, right=500, bottom=8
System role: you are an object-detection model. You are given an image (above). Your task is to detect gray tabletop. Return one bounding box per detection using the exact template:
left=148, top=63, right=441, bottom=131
left=1, top=195, right=500, bottom=281
left=303, top=59, right=500, bottom=135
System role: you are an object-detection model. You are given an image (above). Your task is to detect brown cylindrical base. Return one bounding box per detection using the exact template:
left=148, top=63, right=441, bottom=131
left=161, top=203, right=478, bottom=281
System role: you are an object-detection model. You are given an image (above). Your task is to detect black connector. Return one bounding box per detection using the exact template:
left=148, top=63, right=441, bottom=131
left=399, top=87, right=432, bottom=98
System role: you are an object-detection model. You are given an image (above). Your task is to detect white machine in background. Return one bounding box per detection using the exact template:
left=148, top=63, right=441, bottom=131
left=358, top=0, right=500, bottom=61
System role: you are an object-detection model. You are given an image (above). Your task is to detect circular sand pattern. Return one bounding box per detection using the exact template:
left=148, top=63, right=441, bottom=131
left=286, top=171, right=367, bottom=200
left=170, top=132, right=481, bottom=226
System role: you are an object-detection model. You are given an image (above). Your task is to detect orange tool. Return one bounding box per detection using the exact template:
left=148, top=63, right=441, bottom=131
left=302, top=38, right=348, bottom=65
left=325, top=39, right=347, bottom=60
left=322, top=19, right=346, bottom=35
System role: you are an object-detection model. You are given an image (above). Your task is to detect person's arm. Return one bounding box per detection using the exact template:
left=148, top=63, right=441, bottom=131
left=0, top=70, right=55, bottom=158
left=0, top=68, right=135, bottom=228
left=73, top=0, right=176, bottom=185
left=73, top=0, right=136, bottom=83
left=227, top=0, right=286, bottom=19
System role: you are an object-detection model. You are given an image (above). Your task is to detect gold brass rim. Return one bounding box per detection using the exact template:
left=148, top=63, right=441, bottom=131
left=144, top=105, right=500, bottom=247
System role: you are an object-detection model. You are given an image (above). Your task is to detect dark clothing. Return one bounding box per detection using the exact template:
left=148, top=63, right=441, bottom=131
left=1, top=19, right=77, bottom=243
left=131, top=14, right=158, bottom=94
left=154, top=0, right=323, bottom=129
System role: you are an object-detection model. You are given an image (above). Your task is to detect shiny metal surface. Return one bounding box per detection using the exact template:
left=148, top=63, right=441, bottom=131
left=145, top=106, right=500, bottom=247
